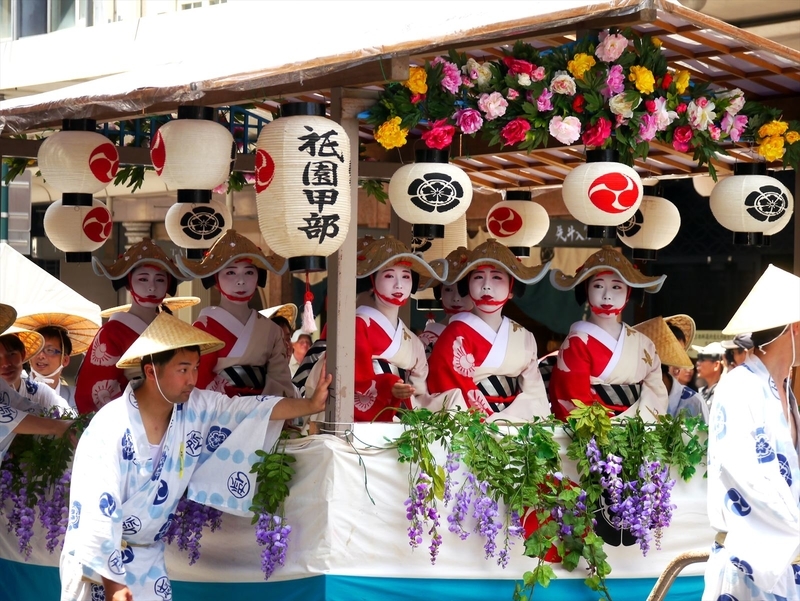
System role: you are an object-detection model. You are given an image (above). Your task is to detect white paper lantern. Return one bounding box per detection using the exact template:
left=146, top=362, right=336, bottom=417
left=388, top=149, right=473, bottom=239
left=165, top=199, right=232, bottom=250
left=561, top=150, right=642, bottom=238
left=485, top=191, right=550, bottom=257
left=43, top=198, right=112, bottom=261
left=709, top=163, right=794, bottom=246
left=255, top=102, right=351, bottom=272
left=413, top=214, right=468, bottom=262
left=150, top=108, right=234, bottom=192
left=38, top=125, right=119, bottom=194
left=617, top=189, right=681, bottom=261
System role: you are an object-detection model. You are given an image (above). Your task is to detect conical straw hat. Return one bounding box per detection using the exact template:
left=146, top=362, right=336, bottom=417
left=260, top=303, right=298, bottom=328
left=664, top=314, right=696, bottom=350
left=116, top=313, right=225, bottom=369
left=100, top=297, right=201, bottom=319
left=723, top=264, right=800, bottom=336
left=449, top=239, right=551, bottom=285
left=177, top=230, right=286, bottom=278
left=92, top=238, right=187, bottom=282
left=13, top=312, right=100, bottom=356
left=356, top=236, right=447, bottom=282
left=418, top=246, right=472, bottom=291
left=0, top=303, right=17, bottom=335
left=2, top=326, right=45, bottom=362
left=550, top=246, right=665, bottom=292
left=634, top=316, right=693, bottom=368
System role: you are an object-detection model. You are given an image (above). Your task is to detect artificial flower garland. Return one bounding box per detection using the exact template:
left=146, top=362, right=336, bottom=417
left=367, top=29, right=800, bottom=179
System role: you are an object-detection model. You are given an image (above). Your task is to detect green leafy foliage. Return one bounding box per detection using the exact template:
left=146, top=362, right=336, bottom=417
left=249, top=435, right=296, bottom=522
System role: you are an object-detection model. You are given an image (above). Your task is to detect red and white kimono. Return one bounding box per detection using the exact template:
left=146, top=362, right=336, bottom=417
left=74, top=313, right=146, bottom=414
left=548, top=321, right=667, bottom=422
left=418, top=321, right=446, bottom=358
left=193, top=306, right=295, bottom=398
left=353, top=305, right=429, bottom=422
left=426, top=312, right=550, bottom=422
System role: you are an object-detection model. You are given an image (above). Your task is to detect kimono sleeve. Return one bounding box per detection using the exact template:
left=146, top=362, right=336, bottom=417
left=354, top=317, right=402, bottom=411
left=74, top=325, right=128, bottom=414
left=711, top=377, right=800, bottom=592
left=427, top=323, right=485, bottom=411
left=261, top=320, right=296, bottom=398
left=548, top=333, right=601, bottom=421
left=193, top=319, right=221, bottom=390
left=633, top=337, right=668, bottom=421
left=489, top=335, right=550, bottom=422
left=0, top=380, right=35, bottom=464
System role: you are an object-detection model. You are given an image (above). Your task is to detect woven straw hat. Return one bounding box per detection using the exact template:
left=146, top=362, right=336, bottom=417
left=177, top=230, right=286, bottom=279
left=723, top=264, right=800, bottom=335
left=13, top=313, right=100, bottom=355
left=418, top=246, right=473, bottom=291
left=92, top=239, right=187, bottom=283
left=116, top=313, right=225, bottom=369
left=550, top=246, right=665, bottom=293
left=100, top=297, right=201, bottom=319
left=0, top=303, right=16, bottom=335
left=356, top=236, right=447, bottom=283
left=449, top=239, right=551, bottom=285
left=634, top=316, right=693, bottom=368
left=664, top=314, right=696, bottom=350
left=1, top=326, right=45, bottom=362
left=260, top=303, right=298, bottom=328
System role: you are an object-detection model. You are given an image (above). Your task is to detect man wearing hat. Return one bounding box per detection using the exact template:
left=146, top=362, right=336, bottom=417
left=691, top=341, right=725, bottom=408
left=721, top=332, right=753, bottom=369
left=60, top=312, right=332, bottom=601
left=703, top=265, right=800, bottom=601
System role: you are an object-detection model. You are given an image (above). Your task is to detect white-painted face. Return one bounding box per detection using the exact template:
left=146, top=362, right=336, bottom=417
left=468, top=267, right=511, bottom=314
left=441, top=284, right=474, bottom=313
left=374, top=265, right=413, bottom=306
left=129, top=265, right=169, bottom=308
left=587, top=272, right=628, bottom=315
left=216, top=260, right=259, bottom=302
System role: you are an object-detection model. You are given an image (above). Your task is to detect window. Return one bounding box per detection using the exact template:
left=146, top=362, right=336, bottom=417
left=50, top=0, right=75, bottom=31
left=0, top=0, right=12, bottom=39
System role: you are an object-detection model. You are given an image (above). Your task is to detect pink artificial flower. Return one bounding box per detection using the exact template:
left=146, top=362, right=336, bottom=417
left=478, top=92, right=509, bottom=120
left=549, top=115, right=582, bottom=145
left=721, top=113, right=748, bottom=143
left=604, top=64, right=625, bottom=98
left=461, top=76, right=475, bottom=89
left=708, top=123, right=721, bottom=141
left=243, top=173, right=256, bottom=185
left=638, top=113, right=658, bottom=142
left=433, top=56, right=462, bottom=95
left=531, top=66, right=546, bottom=82
left=507, top=88, right=520, bottom=101
left=537, top=88, right=553, bottom=112
left=501, top=118, right=531, bottom=146
left=581, top=117, right=612, bottom=147
left=421, top=119, right=456, bottom=150
left=672, top=125, right=693, bottom=152
left=454, top=108, right=484, bottom=135
left=595, top=33, right=628, bottom=62
left=652, top=97, right=678, bottom=131
left=687, top=97, right=717, bottom=131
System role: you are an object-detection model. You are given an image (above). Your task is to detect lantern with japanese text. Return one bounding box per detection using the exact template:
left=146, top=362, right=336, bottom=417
left=485, top=190, right=550, bottom=257
left=37, top=119, right=118, bottom=262
left=617, top=186, right=681, bottom=261
left=255, top=102, right=351, bottom=273
left=709, top=162, right=793, bottom=246
left=388, top=149, right=472, bottom=239
left=151, top=106, right=235, bottom=258
left=561, top=149, right=643, bottom=239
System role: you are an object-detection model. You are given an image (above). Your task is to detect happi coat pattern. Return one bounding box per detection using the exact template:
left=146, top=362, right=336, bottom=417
left=14, top=375, right=73, bottom=415
left=703, top=355, right=800, bottom=601
left=666, top=373, right=708, bottom=422
left=0, top=378, right=50, bottom=465
left=426, top=312, right=550, bottom=422
left=353, top=305, right=429, bottom=422
left=193, top=306, right=295, bottom=398
left=60, top=385, right=284, bottom=601
left=549, top=321, right=667, bottom=422
left=75, top=313, right=146, bottom=414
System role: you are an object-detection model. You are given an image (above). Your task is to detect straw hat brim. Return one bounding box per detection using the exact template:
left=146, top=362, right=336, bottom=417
left=13, top=313, right=100, bottom=355
left=418, top=247, right=473, bottom=290
left=664, top=314, right=696, bottom=350
left=260, top=303, right=298, bottom=327
left=451, top=258, right=551, bottom=286
left=357, top=253, right=447, bottom=283
left=550, top=263, right=665, bottom=293
left=92, top=240, right=187, bottom=282
left=100, top=297, right=201, bottom=319
left=0, top=303, right=17, bottom=335
left=116, top=313, right=226, bottom=369
left=2, top=327, right=45, bottom=362
left=723, top=264, right=800, bottom=336
left=177, top=251, right=286, bottom=279
left=634, top=317, right=693, bottom=369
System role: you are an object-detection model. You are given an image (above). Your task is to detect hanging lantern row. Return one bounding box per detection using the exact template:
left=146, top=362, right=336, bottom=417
left=617, top=185, right=681, bottom=261
left=153, top=106, right=235, bottom=258
left=485, top=190, right=550, bottom=257
left=37, top=119, right=118, bottom=262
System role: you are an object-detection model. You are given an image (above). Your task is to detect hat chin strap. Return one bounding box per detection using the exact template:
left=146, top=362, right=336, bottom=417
left=150, top=355, right=179, bottom=406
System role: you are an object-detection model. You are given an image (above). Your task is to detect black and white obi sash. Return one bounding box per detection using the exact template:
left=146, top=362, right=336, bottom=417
left=477, top=375, right=520, bottom=413
left=373, top=358, right=407, bottom=384
left=219, top=364, right=268, bottom=391
left=292, top=341, right=326, bottom=396
left=591, top=382, right=641, bottom=410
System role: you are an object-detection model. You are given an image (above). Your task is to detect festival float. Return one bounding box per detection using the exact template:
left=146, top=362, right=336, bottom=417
left=0, top=1, right=798, bottom=600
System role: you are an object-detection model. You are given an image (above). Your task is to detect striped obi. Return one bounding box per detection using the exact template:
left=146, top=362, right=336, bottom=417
left=292, top=342, right=326, bottom=396
left=591, top=382, right=642, bottom=413
left=477, top=375, right=520, bottom=413
left=373, top=358, right=407, bottom=383
left=219, top=364, right=267, bottom=393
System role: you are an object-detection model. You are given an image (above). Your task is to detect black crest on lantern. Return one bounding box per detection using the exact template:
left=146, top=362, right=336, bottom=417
left=407, top=172, right=464, bottom=214
left=180, top=205, right=226, bottom=240
left=617, top=209, right=644, bottom=238
left=744, top=185, right=789, bottom=223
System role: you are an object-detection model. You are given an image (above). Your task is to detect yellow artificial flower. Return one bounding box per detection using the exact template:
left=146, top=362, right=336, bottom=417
left=651, top=37, right=662, bottom=48
left=756, top=135, right=785, bottom=162
left=567, top=53, right=596, bottom=80
left=674, top=70, right=691, bottom=94
left=785, top=130, right=800, bottom=144
left=403, top=66, right=428, bottom=96
left=629, top=65, right=655, bottom=95
left=758, top=120, right=789, bottom=138
left=375, top=117, right=409, bottom=150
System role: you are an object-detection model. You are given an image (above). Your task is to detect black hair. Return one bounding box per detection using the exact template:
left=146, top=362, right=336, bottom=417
left=36, top=325, right=72, bottom=356
left=667, top=323, right=686, bottom=345
left=724, top=349, right=735, bottom=365
left=202, top=268, right=267, bottom=290
left=456, top=271, right=525, bottom=298
left=140, top=345, right=201, bottom=371
left=270, top=315, right=293, bottom=333
left=356, top=271, right=421, bottom=295
left=432, top=284, right=443, bottom=301
left=0, top=333, right=25, bottom=356
left=751, top=325, right=789, bottom=348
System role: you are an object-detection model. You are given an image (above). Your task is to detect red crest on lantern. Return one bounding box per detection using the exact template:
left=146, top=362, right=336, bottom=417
left=151, top=130, right=166, bottom=175
left=83, top=206, right=113, bottom=243
left=487, top=206, right=524, bottom=237
left=588, top=172, right=640, bottom=214
left=255, top=149, right=275, bottom=193
left=88, top=143, right=120, bottom=183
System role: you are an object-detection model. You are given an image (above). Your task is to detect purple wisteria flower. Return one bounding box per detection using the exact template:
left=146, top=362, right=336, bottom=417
left=38, top=469, right=71, bottom=553
left=165, top=497, right=224, bottom=565
left=255, top=512, right=292, bottom=580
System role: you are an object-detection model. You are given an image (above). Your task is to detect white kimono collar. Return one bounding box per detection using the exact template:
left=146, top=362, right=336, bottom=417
left=356, top=305, right=405, bottom=359
left=109, top=311, right=149, bottom=335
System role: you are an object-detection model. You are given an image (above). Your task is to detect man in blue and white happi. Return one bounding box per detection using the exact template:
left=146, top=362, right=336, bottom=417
left=60, top=313, right=332, bottom=601
left=704, top=265, right=800, bottom=601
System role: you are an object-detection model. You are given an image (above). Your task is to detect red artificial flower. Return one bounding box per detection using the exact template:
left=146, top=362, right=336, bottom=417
left=411, top=93, right=426, bottom=105
left=500, top=117, right=531, bottom=146
left=421, top=119, right=456, bottom=150
left=581, top=117, right=612, bottom=148
left=572, top=95, right=585, bottom=114
left=503, top=56, right=534, bottom=76
left=676, top=103, right=688, bottom=114
left=661, top=73, right=673, bottom=90
left=672, top=124, right=693, bottom=152
left=645, top=99, right=657, bottom=113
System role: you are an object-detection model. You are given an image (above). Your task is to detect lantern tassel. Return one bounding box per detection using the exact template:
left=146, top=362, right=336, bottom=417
left=301, top=271, right=317, bottom=334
